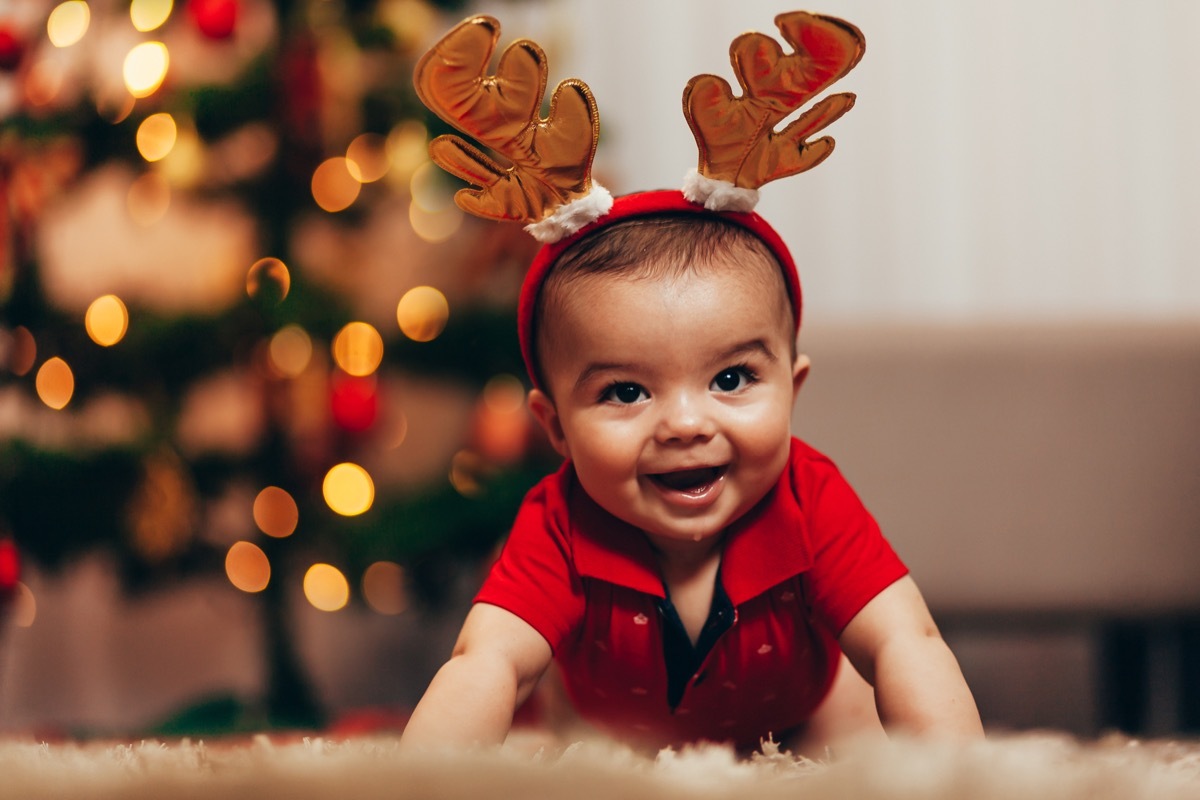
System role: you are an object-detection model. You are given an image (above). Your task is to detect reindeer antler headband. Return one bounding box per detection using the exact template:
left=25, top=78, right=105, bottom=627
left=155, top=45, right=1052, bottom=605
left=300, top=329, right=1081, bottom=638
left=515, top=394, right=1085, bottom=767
left=414, top=11, right=865, bottom=384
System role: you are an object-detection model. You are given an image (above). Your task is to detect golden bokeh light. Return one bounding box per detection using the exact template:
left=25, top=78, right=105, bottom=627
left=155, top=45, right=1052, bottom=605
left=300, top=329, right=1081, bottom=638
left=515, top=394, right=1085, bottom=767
left=13, top=583, right=37, bottom=628
left=484, top=374, right=527, bottom=414
left=25, top=60, right=65, bottom=107
left=252, top=486, right=299, bottom=538
left=304, top=563, right=350, bottom=612
left=136, top=113, right=177, bottom=162
left=35, top=357, right=74, bottom=410
left=322, top=462, right=375, bottom=516
left=246, top=257, right=291, bottom=303
left=408, top=202, right=463, bottom=244
left=410, top=161, right=453, bottom=212
left=158, top=122, right=204, bottom=187
left=127, top=172, right=171, bottom=226
left=97, top=93, right=136, bottom=125
left=331, top=321, right=384, bottom=377
left=130, top=0, right=173, bottom=32
left=225, top=540, right=270, bottom=593
left=449, top=449, right=488, bottom=497
left=85, top=294, right=129, bottom=347
left=268, top=325, right=312, bottom=378
left=123, top=41, right=169, bottom=98
left=396, top=286, right=449, bottom=343
left=346, top=133, right=389, bottom=183
left=362, top=561, right=408, bottom=616
left=311, top=157, right=361, bottom=212
left=47, top=1, right=91, bottom=48
left=387, top=121, right=428, bottom=182
left=7, top=326, right=37, bottom=376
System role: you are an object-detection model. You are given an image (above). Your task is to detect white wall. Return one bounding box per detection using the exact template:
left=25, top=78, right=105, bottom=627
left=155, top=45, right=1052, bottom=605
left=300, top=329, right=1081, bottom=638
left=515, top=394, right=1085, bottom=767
left=469, top=0, right=1200, bottom=322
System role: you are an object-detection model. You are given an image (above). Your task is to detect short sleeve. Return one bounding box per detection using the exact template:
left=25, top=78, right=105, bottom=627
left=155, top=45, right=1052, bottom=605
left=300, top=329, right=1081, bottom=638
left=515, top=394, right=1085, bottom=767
left=796, top=452, right=909, bottom=635
left=473, top=470, right=586, bottom=653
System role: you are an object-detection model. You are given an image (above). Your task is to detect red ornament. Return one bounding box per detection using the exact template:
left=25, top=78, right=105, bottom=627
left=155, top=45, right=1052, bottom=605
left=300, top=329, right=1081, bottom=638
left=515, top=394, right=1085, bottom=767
left=0, top=26, right=25, bottom=72
left=187, top=0, right=240, bottom=41
left=330, top=373, right=379, bottom=434
left=0, top=539, right=20, bottom=600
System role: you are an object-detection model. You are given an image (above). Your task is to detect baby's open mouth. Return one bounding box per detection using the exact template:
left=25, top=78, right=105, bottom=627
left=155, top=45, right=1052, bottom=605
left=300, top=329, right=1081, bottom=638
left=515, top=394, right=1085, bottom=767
left=649, top=466, right=726, bottom=493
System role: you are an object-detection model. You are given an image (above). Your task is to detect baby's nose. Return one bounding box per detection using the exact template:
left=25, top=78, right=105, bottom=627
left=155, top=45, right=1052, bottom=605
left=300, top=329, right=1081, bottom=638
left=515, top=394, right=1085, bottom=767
left=654, top=392, right=716, bottom=444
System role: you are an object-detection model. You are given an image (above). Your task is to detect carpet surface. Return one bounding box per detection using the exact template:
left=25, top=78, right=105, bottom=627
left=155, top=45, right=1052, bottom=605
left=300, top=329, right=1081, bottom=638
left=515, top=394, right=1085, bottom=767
left=1, top=733, right=1198, bottom=799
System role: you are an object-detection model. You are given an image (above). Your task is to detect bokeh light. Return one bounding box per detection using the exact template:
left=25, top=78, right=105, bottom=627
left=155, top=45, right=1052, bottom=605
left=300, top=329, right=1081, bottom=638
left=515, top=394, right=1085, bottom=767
left=130, top=0, right=173, bottom=32
left=13, top=583, right=37, bottom=628
left=322, top=462, right=374, bottom=516
left=387, top=122, right=428, bottom=183
left=47, top=1, right=91, bottom=48
left=7, top=327, right=37, bottom=376
left=158, top=122, right=204, bottom=187
left=225, top=540, right=270, bottom=593
left=408, top=202, right=463, bottom=244
left=136, top=113, right=177, bottom=162
left=25, top=60, right=65, bottom=107
left=35, top=357, right=74, bottom=410
left=346, top=133, right=389, bottom=183
left=304, top=563, right=350, bottom=612
left=449, top=449, right=487, bottom=497
left=396, top=286, right=449, bottom=342
left=410, top=161, right=451, bottom=211
left=246, top=257, right=291, bottom=304
left=331, top=321, right=384, bottom=377
left=123, top=41, right=169, bottom=98
left=127, top=172, right=171, bottom=226
left=97, top=93, right=136, bottom=125
left=268, top=325, right=312, bottom=378
left=362, top=561, right=408, bottom=615
left=311, top=157, right=361, bottom=212
left=252, top=486, right=298, bottom=538
left=484, top=374, right=526, bottom=414
left=85, top=294, right=129, bottom=347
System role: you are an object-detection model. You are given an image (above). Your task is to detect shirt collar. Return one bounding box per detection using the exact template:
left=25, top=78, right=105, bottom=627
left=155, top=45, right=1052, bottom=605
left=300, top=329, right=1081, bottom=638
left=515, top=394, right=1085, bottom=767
left=567, top=444, right=813, bottom=606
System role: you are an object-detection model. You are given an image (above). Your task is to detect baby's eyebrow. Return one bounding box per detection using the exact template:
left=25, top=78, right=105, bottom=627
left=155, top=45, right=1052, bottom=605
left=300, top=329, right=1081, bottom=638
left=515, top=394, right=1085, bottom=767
left=713, top=339, right=779, bottom=366
left=573, top=361, right=635, bottom=390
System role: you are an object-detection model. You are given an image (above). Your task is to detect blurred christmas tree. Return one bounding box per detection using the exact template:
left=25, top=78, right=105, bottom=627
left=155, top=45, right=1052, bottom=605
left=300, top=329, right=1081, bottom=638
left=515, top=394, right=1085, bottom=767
left=0, top=0, right=554, bottom=729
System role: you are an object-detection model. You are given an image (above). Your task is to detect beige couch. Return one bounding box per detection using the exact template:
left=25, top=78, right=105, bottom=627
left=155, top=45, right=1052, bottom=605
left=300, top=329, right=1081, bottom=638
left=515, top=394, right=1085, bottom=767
left=793, top=321, right=1200, bottom=734
left=794, top=321, right=1200, bottom=616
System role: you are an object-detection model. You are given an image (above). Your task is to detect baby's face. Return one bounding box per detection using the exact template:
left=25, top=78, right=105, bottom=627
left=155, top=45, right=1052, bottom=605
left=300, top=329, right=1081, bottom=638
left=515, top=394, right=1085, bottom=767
left=529, top=253, right=803, bottom=552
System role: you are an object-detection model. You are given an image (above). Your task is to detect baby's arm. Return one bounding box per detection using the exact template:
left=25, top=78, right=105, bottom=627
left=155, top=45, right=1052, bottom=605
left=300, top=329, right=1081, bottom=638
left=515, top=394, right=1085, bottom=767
left=837, top=576, right=984, bottom=737
left=400, top=602, right=553, bottom=749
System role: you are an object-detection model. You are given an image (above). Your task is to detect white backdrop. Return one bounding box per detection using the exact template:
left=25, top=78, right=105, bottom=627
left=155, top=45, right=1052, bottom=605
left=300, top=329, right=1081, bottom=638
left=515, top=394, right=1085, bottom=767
left=468, top=0, right=1200, bottom=322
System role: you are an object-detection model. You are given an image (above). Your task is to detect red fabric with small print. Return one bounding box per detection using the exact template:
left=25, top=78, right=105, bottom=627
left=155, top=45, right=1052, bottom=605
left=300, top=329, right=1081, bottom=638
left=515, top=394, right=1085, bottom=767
left=475, top=438, right=908, bottom=751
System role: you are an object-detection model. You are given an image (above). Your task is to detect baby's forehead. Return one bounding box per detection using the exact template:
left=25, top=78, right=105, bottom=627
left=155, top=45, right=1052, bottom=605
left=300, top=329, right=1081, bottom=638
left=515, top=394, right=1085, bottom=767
left=548, top=243, right=791, bottom=309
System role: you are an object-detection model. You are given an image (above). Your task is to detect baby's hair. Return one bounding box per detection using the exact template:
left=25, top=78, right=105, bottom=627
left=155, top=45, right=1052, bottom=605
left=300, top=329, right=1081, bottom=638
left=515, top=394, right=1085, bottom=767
left=532, top=213, right=796, bottom=391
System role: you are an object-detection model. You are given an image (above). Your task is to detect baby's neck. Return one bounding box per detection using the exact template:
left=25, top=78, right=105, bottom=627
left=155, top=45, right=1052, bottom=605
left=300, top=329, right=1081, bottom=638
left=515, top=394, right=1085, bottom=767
left=652, top=535, right=724, bottom=646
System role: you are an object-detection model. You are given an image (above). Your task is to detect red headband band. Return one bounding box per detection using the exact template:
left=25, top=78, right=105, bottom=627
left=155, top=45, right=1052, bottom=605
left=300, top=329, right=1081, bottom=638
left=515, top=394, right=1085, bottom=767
left=517, top=189, right=802, bottom=390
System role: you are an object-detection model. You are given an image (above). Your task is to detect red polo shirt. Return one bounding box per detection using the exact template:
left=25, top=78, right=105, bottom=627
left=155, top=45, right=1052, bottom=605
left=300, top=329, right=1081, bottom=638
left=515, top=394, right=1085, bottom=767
left=474, top=438, right=908, bottom=750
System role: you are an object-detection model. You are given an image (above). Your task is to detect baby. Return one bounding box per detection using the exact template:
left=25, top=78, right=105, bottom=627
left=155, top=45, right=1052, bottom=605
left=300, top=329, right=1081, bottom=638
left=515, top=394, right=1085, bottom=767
left=399, top=194, right=983, bottom=754
left=401, top=11, right=982, bottom=755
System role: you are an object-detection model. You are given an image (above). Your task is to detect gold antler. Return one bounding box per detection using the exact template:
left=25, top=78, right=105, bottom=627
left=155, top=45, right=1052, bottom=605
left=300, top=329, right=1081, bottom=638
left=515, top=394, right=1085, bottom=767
left=413, top=15, right=602, bottom=225
left=683, top=11, right=865, bottom=190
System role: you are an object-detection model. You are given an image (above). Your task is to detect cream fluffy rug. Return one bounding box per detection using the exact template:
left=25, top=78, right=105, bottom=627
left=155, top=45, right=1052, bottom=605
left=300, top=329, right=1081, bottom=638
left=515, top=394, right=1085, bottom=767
left=1, top=733, right=1198, bottom=799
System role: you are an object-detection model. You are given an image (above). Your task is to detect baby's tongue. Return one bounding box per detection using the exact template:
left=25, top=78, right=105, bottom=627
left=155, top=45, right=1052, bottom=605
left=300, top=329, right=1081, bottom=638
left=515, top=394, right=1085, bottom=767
left=655, top=467, right=720, bottom=492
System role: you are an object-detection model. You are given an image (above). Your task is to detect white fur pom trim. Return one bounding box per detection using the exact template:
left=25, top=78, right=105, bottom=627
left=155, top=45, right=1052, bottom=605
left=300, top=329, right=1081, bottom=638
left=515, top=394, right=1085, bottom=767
left=524, top=184, right=615, bottom=243
left=681, top=168, right=760, bottom=213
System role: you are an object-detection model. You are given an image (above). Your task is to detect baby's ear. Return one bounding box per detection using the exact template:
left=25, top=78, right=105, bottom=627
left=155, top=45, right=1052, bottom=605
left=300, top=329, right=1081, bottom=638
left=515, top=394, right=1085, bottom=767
left=527, top=389, right=570, bottom=458
left=792, top=353, right=812, bottom=396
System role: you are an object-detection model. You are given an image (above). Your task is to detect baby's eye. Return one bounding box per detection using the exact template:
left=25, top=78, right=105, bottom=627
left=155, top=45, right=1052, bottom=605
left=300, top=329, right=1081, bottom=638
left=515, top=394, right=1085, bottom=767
left=600, top=382, right=648, bottom=404
left=710, top=366, right=757, bottom=393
